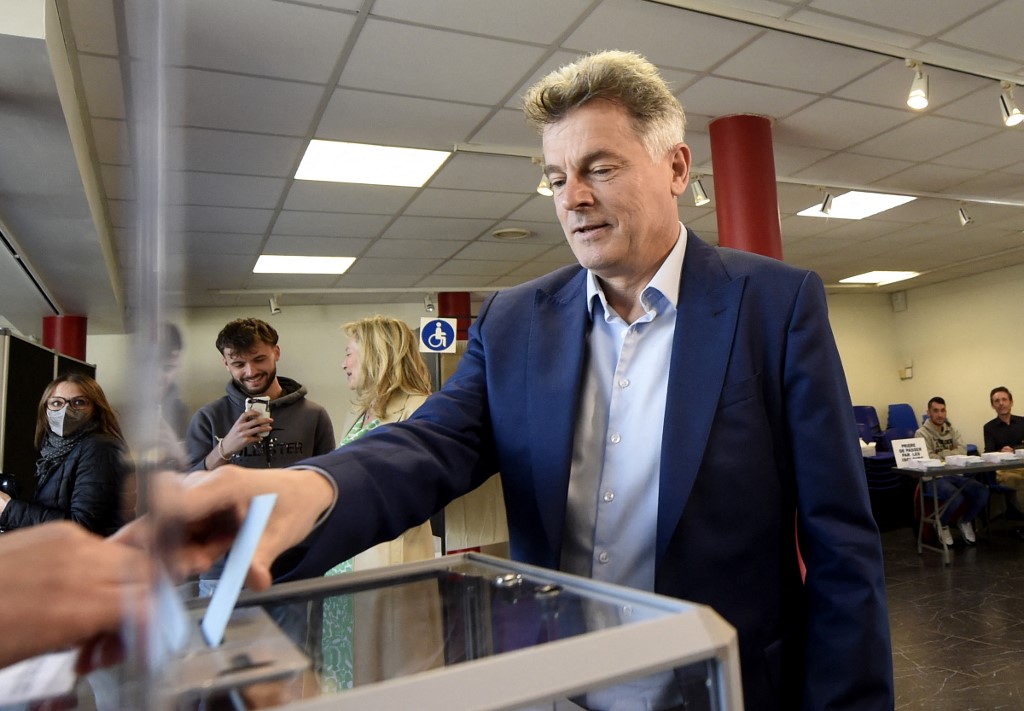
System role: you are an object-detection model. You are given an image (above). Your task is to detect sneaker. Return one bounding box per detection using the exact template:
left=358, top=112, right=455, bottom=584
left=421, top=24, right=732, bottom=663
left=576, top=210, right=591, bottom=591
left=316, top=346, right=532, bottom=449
left=958, top=521, right=976, bottom=545
left=937, top=525, right=954, bottom=547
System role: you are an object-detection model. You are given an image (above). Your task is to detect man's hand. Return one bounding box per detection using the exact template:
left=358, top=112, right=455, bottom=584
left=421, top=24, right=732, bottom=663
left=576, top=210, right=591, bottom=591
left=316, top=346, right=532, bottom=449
left=0, top=491, right=9, bottom=513
left=207, top=409, right=274, bottom=468
left=0, top=522, right=149, bottom=670
left=118, top=466, right=334, bottom=592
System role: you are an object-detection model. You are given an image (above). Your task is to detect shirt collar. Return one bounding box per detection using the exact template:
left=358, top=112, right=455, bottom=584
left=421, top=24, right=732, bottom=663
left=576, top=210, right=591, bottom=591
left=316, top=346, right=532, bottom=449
left=586, top=222, right=687, bottom=318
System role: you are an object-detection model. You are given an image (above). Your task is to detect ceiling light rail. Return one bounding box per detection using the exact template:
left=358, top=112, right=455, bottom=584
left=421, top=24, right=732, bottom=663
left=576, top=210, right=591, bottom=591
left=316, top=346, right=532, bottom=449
left=648, top=0, right=1024, bottom=87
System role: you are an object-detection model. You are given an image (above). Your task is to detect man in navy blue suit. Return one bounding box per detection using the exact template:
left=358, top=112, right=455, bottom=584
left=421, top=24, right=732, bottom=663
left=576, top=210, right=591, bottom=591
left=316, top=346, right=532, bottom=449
left=172, top=50, right=893, bottom=710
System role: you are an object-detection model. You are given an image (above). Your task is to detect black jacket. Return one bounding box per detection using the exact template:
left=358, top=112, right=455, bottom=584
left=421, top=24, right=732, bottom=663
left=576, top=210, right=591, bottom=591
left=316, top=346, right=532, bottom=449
left=0, top=434, right=131, bottom=536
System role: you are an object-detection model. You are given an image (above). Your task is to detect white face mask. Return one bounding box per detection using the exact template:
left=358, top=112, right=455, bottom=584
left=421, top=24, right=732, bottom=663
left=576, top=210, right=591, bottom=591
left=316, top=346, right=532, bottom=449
left=47, top=406, right=69, bottom=437
left=47, top=407, right=86, bottom=438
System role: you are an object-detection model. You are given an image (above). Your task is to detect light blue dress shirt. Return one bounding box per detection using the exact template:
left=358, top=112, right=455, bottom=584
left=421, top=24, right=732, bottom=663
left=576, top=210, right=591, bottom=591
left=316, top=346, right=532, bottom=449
left=560, top=225, right=686, bottom=593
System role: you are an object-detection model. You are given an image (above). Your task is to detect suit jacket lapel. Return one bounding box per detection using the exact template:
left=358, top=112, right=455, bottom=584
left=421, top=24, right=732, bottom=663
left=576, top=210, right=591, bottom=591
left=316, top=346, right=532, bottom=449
left=657, top=233, right=745, bottom=561
left=527, top=269, right=589, bottom=563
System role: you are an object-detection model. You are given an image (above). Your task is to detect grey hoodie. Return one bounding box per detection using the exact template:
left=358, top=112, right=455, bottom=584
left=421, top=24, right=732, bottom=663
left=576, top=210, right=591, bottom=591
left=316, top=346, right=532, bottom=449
left=185, top=376, right=335, bottom=471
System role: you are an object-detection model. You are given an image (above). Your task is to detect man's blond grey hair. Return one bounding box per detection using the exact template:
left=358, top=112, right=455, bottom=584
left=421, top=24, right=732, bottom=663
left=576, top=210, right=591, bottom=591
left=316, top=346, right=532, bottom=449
left=522, top=50, right=686, bottom=162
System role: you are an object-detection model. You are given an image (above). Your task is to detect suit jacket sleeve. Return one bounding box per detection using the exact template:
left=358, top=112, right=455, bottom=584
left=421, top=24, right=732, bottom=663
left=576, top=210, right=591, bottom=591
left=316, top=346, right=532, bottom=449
left=785, top=272, right=893, bottom=709
left=279, top=299, right=503, bottom=580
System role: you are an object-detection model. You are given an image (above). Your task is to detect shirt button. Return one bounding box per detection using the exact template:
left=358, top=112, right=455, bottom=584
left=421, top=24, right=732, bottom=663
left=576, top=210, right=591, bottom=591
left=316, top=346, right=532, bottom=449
left=618, top=378, right=630, bottom=388
left=603, top=490, right=615, bottom=503
left=598, top=551, right=610, bottom=564
left=609, top=433, right=621, bottom=444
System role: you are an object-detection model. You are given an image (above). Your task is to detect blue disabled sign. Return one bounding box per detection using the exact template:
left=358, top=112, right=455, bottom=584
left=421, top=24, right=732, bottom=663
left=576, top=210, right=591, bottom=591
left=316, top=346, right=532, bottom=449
left=420, top=317, right=457, bottom=354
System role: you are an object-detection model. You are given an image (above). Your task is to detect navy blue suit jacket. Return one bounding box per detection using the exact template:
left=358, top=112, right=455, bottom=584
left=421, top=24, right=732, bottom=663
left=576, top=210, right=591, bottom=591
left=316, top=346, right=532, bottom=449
left=290, top=231, right=894, bottom=710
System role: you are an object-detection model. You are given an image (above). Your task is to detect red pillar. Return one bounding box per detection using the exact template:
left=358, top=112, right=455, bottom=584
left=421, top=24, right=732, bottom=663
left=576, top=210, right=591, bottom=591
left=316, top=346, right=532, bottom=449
left=707, top=114, right=783, bottom=260
left=437, top=292, right=471, bottom=341
left=43, top=315, right=88, bottom=361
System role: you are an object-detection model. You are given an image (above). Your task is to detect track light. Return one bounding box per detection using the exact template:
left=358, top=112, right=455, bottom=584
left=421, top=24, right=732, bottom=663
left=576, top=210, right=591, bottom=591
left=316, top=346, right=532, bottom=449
left=424, top=294, right=435, bottom=313
left=1000, top=82, right=1023, bottom=127
left=269, top=294, right=282, bottom=315
left=905, top=60, right=929, bottom=110
left=958, top=206, right=973, bottom=227
left=691, top=176, right=710, bottom=206
left=531, top=157, right=554, bottom=197
left=818, top=191, right=833, bottom=216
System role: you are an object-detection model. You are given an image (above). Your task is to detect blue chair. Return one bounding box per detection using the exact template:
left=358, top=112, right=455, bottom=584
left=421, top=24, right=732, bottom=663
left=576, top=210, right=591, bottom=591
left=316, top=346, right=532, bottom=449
left=887, top=403, right=919, bottom=432
left=853, top=406, right=885, bottom=448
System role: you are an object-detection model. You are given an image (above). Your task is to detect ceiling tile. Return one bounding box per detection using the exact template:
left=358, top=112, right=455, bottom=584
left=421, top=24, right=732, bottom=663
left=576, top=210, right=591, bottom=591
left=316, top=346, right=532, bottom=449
left=430, top=153, right=539, bottom=193
left=166, top=172, right=287, bottom=208
left=167, top=127, right=304, bottom=176
left=853, top=115, right=1000, bottom=162
left=318, top=89, right=492, bottom=150
left=363, top=239, right=465, bottom=259
left=167, top=205, right=273, bottom=234
left=938, top=2, right=1024, bottom=65
left=283, top=182, right=416, bottom=214
left=370, top=0, right=594, bottom=44
left=403, top=188, right=530, bottom=219
left=680, top=77, right=817, bottom=122
left=67, top=0, right=119, bottom=55
left=79, top=54, right=125, bottom=119
left=262, top=235, right=368, bottom=256
left=381, top=216, right=495, bottom=241
left=714, top=31, right=887, bottom=93
left=162, top=0, right=357, bottom=83
left=166, top=69, right=323, bottom=135
left=340, top=19, right=546, bottom=105
left=774, top=98, right=912, bottom=151
left=564, top=1, right=763, bottom=72
left=272, top=211, right=391, bottom=238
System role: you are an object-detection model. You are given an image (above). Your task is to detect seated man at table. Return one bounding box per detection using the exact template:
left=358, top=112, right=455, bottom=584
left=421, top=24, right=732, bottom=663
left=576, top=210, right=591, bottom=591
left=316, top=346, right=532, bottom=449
left=915, top=396, right=989, bottom=546
left=983, top=386, right=1024, bottom=534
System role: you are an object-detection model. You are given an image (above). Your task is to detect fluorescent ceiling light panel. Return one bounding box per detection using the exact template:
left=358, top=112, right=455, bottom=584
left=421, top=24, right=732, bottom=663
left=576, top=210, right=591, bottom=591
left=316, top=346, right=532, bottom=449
left=295, top=140, right=450, bottom=187
left=253, top=255, right=355, bottom=274
left=797, top=191, right=916, bottom=220
left=839, top=271, right=919, bottom=286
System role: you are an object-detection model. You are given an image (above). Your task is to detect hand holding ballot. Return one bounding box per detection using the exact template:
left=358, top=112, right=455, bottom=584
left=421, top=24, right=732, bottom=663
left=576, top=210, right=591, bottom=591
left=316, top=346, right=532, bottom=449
left=125, top=465, right=335, bottom=592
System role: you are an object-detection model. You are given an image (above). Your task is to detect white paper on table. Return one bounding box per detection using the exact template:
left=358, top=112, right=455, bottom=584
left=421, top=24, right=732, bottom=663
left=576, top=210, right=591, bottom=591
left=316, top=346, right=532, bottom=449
left=0, top=649, right=77, bottom=706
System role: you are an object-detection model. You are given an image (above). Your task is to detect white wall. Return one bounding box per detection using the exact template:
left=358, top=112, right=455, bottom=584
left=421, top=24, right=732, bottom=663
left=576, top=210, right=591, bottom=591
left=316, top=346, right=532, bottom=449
left=85, top=261, right=1024, bottom=453
left=828, top=262, right=1024, bottom=446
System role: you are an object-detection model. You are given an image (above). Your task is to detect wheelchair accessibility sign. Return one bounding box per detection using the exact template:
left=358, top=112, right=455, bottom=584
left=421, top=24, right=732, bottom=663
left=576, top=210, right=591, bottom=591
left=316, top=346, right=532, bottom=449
left=420, top=318, right=457, bottom=354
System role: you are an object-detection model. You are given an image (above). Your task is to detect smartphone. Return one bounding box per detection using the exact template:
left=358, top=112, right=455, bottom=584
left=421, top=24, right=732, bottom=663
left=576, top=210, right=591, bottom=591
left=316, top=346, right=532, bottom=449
left=244, top=397, right=271, bottom=438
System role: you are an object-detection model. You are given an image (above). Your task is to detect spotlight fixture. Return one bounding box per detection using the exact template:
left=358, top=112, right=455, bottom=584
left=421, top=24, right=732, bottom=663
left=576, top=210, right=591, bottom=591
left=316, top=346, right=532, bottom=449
left=269, top=294, right=282, bottom=315
left=1000, top=82, right=1023, bottom=127
left=905, top=59, right=929, bottom=110
left=532, top=156, right=554, bottom=197
left=536, top=174, right=554, bottom=197
left=958, top=205, right=973, bottom=227
left=691, top=176, right=711, bottom=206
left=424, top=294, right=435, bottom=313
left=818, top=191, right=833, bottom=216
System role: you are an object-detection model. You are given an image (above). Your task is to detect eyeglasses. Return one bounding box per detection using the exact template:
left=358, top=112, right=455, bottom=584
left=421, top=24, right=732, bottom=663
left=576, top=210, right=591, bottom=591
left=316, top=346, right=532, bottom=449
left=46, top=396, right=92, bottom=411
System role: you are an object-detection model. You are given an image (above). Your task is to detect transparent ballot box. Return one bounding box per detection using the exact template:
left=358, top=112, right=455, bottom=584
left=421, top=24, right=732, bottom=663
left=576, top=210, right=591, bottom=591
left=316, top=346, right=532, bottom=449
left=167, top=553, right=743, bottom=711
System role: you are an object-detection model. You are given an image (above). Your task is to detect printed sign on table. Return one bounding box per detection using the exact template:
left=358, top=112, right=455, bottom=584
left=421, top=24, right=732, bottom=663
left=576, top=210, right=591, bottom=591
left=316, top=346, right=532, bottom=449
left=892, top=437, right=928, bottom=468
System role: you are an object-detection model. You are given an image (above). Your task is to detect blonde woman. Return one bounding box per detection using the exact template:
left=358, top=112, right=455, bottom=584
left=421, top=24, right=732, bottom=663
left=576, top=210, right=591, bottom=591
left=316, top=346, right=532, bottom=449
left=322, top=316, right=439, bottom=690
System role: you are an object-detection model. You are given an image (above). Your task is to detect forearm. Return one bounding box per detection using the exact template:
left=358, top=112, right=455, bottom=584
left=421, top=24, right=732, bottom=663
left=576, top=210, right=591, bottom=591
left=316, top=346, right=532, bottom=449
left=203, top=439, right=231, bottom=471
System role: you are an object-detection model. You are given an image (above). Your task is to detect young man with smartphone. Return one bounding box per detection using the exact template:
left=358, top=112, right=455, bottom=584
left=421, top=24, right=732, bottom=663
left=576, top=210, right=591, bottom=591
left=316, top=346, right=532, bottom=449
left=185, top=318, right=336, bottom=589
left=186, top=318, right=335, bottom=472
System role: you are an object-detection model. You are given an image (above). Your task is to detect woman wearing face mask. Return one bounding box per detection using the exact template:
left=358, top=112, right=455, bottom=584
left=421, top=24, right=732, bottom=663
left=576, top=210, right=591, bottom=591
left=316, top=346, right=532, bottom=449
left=0, top=374, right=131, bottom=536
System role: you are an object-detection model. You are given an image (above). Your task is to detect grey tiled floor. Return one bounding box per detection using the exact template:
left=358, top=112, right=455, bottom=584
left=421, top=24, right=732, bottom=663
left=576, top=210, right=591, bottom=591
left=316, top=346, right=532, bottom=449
left=883, top=524, right=1024, bottom=710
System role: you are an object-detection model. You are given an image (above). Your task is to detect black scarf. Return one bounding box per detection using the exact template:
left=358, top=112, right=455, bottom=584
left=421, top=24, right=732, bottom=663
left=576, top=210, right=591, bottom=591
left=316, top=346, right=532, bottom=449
left=35, top=421, right=98, bottom=482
